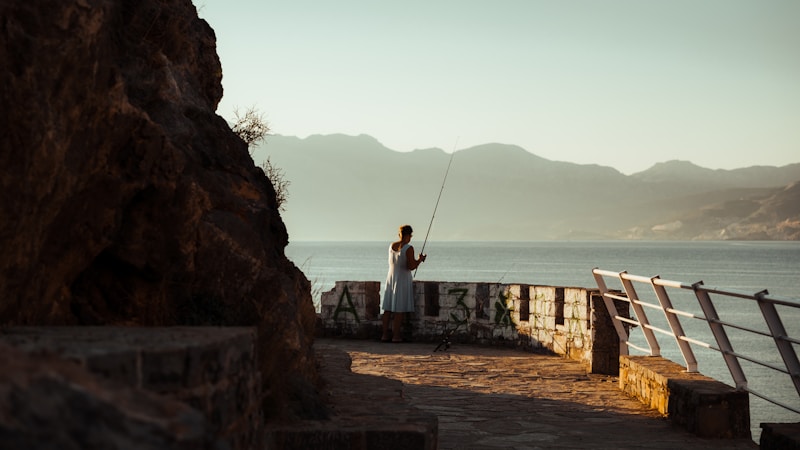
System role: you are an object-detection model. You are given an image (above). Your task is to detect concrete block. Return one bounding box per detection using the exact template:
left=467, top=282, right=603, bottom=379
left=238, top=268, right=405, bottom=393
left=620, top=355, right=750, bottom=439
left=565, top=288, right=590, bottom=320
left=668, top=378, right=750, bottom=439
left=505, top=284, right=523, bottom=300
left=534, top=286, right=555, bottom=303
left=760, top=422, right=800, bottom=450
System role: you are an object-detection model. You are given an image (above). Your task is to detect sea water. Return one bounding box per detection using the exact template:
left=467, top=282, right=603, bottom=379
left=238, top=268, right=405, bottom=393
left=286, top=240, right=800, bottom=440
left=287, top=240, right=800, bottom=299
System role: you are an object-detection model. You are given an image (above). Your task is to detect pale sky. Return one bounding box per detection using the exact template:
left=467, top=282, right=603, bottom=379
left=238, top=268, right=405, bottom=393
left=198, top=1, right=799, bottom=175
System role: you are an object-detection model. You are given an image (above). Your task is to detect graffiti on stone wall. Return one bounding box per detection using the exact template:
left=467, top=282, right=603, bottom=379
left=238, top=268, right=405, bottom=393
left=447, top=288, right=470, bottom=326
left=333, top=285, right=359, bottom=323
left=494, top=291, right=515, bottom=328
left=447, top=287, right=516, bottom=329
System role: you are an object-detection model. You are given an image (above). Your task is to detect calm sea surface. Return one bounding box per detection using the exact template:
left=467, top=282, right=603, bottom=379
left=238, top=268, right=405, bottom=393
left=286, top=240, right=800, bottom=439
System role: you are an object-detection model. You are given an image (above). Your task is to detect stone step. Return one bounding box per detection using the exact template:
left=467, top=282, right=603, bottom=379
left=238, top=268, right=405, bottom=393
left=0, top=326, right=260, bottom=449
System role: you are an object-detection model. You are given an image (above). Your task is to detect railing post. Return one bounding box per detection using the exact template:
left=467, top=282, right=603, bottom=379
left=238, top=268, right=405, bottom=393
left=618, top=275, right=661, bottom=357
left=594, top=267, right=800, bottom=417
left=592, top=269, right=629, bottom=357
left=693, top=282, right=747, bottom=388
left=756, top=290, right=800, bottom=396
left=650, top=277, right=697, bottom=372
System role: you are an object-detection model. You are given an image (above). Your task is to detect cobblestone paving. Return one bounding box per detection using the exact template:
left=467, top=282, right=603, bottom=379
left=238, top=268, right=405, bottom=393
left=319, top=338, right=758, bottom=450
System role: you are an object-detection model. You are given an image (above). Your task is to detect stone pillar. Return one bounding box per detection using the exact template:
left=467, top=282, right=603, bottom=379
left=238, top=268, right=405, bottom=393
left=590, top=290, right=629, bottom=375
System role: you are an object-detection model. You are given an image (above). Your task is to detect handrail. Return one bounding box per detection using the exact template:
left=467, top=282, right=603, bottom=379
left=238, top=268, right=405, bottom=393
left=592, top=268, right=800, bottom=416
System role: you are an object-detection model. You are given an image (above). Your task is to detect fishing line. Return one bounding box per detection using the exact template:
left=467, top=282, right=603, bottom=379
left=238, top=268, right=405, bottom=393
left=415, top=138, right=459, bottom=276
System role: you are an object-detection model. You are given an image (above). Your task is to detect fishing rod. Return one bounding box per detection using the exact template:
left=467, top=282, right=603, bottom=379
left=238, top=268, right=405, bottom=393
left=415, top=138, right=458, bottom=276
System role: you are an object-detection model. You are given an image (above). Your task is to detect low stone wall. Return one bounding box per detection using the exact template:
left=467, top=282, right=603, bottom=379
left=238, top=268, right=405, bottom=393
left=619, top=355, right=751, bottom=439
left=0, top=327, right=439, bottom=449
left=319, top=280, right=625, bottom=375
left=0, top=327, right=262, bottom=449
left=320, top=282, right=783, bottom=441
left=760, top=422, right=800, bottom=449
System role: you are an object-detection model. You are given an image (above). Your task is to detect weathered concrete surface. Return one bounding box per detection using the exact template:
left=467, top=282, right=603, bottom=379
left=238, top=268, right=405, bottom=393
left=318, top=338, right=758, bottom=450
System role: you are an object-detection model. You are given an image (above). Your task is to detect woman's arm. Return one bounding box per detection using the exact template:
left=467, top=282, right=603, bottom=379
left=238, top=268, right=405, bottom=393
left=405, top=245, right=426, bottom=270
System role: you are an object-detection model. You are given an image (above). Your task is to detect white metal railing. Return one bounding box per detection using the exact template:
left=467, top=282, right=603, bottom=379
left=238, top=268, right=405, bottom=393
left=592, top=268, right=800, bottom=415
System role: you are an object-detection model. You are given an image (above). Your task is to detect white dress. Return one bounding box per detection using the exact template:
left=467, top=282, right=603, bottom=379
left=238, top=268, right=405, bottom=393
left=382, top=243, right=415, bottom=312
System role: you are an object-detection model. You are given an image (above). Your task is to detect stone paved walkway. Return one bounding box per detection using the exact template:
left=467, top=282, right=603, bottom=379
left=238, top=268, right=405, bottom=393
left=317, top=338, right=758, bottom=450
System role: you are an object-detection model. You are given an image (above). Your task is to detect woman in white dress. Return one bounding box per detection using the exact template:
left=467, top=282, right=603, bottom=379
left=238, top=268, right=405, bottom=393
left=381, top=224, right=426, bottom=342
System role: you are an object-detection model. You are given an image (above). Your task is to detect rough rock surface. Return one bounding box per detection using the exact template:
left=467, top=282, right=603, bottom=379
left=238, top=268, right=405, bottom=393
left=0, top=0, right=318, bottom=420
left=0, top=343, right=221, bottom=449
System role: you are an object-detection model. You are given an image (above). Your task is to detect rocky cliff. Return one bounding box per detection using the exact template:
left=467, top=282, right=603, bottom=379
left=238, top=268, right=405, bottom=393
left=1, top=0, right=318, bottom=423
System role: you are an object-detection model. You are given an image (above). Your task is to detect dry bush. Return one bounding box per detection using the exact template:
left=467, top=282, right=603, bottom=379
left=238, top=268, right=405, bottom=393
left=232, top=106, right=270, bottom=150
left=230, top=106, right=289, bottom=212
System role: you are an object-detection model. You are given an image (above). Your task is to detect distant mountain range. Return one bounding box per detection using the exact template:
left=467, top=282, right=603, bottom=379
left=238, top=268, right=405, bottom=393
left=251, top=134, right=800, bottom=241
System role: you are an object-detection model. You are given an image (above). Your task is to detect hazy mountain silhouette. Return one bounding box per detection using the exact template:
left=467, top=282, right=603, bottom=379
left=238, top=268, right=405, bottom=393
left=631, top=160, right=800, bottom=192
left=252, top=134, right=800, bottom=241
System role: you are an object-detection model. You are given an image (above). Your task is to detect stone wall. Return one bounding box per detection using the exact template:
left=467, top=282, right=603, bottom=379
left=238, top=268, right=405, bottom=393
left=319, top=281, right=382, bottom=338
left=319, top=280, right=622, bottom=374
left=619, top=355, right=751, bottom=439
left=760, top=423, right=800, bottom=449
left=0, top=327, right=262, bottom=449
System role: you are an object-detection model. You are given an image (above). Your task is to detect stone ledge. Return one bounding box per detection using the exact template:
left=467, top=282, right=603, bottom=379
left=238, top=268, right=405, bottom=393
left=760, top=422, right=800, bottom=449
left=0, top=342, right=220, bottom=449
left=0, top=326, right=260, bottom=449
left=620, top=355, right=750, bottom=439
left=263, top=341, right=438, bottom=450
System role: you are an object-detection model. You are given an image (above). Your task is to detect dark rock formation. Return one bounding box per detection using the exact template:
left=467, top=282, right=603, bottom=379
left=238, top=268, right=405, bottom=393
left=0, top=0, right=318, bottom=422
